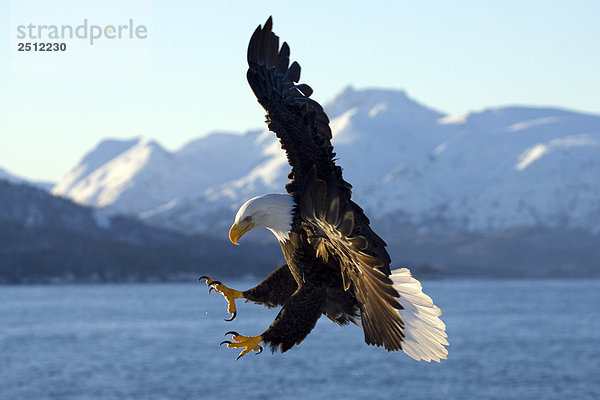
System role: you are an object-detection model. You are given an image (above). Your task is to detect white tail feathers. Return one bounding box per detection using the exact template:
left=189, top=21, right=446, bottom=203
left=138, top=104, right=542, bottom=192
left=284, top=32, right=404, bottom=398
left=391, top=268, right=449, bottom=362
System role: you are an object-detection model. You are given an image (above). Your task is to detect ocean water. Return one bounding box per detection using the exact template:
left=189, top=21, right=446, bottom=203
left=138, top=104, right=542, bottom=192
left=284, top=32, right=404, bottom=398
left=1, top=279, right=599, bottom=400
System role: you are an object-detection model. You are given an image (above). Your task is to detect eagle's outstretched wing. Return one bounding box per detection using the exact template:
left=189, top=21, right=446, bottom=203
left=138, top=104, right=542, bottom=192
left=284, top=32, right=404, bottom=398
left=246, top=16, right=337, bottom=197
left=247, top=17, right=405, bottom=351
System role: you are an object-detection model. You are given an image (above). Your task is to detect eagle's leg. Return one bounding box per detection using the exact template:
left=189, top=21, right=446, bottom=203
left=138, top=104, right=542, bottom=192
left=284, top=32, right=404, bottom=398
left=221, top=331, right=263, bottom=360
left=260, top=284, right=326, bottom=353
left=199, top=265, right=295, bottom=321
left=218, top=285, right=324, bottom=359
left=199, top=276, right=243, bottom=321
left=242, top=264, right=298, bottom=307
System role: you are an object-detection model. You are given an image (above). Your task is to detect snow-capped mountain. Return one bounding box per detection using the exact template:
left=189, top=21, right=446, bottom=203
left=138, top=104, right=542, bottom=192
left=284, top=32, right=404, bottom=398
left=52, top=86, right=600, bottom=237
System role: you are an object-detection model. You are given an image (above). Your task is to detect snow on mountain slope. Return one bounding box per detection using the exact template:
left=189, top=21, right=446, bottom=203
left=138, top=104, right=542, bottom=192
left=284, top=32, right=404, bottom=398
left=52, top=87, right=600, bottom=236
left=368, top=107, right=600, bottom=233
left=52, top=130, right=271, bottom=217
left=52, top=138, right=176, bottom=213
left=52, top=139, right=139, bottom=198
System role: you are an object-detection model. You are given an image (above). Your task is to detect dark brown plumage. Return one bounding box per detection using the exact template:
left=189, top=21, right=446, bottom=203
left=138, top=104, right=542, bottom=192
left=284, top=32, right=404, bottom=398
left=245, top=16, right=404, bottom=352
left=201, top=17, right=447, bottom=362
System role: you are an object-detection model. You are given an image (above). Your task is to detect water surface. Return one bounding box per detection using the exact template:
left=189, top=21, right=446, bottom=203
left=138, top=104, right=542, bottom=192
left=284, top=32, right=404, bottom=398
left=1, top=279, right=599, bottom=399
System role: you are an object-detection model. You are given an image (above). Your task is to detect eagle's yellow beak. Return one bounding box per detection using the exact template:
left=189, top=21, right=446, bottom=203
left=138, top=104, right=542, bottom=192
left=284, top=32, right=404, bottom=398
left=229, top=221, right=252, bottom=245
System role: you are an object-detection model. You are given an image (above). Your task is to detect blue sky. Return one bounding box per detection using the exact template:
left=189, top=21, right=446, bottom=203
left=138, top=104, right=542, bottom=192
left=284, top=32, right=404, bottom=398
left=1, top=0, right=599, bottom=182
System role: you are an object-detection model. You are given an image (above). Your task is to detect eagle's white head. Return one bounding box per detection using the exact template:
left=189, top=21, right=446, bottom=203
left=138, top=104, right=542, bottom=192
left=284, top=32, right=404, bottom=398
left=229, top=193, right=295, bottom=244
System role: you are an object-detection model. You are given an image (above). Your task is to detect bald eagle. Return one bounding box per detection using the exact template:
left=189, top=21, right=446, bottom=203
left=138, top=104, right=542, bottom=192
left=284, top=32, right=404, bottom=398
left=200, top=17, right=448, bottom=362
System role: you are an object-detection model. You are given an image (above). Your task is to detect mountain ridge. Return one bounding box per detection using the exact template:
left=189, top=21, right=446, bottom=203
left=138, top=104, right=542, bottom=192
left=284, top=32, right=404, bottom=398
left=0, top=179, right=281, bottom=284
left=3, top=86, right=600, bottom=280
left=50, top=86, right=600, bottom=238
left=0, top=167, right=55, bottom=192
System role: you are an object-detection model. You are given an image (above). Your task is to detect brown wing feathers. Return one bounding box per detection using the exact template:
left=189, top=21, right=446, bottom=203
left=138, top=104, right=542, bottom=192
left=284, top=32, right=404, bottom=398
left=248, top=17, right=406, bottom=352
left=300, top=171, right=405, bottom=351
left=246, top=17, right=333, bottom=173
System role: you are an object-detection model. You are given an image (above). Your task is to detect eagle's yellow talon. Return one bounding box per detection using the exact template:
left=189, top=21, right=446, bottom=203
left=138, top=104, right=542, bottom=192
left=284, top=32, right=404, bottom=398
left=199, top=276, right=244, bottom=321
left=221, top=332, right=264, bottom=360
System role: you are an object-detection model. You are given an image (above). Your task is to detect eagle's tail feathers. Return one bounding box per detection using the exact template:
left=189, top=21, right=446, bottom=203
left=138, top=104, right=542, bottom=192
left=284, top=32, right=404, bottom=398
left=391, top=268, right=448, bottom=362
